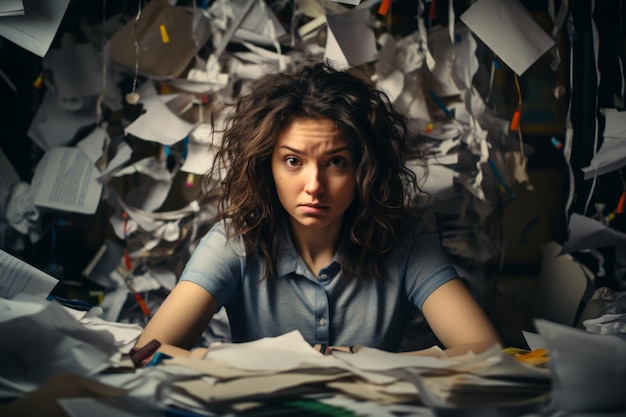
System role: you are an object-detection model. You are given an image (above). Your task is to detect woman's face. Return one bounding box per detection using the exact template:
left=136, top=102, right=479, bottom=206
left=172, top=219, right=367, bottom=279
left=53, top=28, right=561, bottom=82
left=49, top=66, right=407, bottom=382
left=271, top=118, right=357, bottom=233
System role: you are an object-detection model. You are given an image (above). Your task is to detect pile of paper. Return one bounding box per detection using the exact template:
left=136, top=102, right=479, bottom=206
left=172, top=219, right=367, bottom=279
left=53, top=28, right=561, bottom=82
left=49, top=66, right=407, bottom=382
left=132, top=331, right=551, bottom=415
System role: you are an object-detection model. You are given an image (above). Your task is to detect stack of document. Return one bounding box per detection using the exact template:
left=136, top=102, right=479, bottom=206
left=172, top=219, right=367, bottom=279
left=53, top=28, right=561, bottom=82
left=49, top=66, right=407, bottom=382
left=148, top=331, right=551, bottom=415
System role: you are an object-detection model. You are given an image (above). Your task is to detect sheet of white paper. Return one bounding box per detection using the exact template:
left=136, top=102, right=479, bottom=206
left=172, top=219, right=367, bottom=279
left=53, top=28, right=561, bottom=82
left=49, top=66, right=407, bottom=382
left=205, top=330, right=342, bottom=372
left=0, top=0, right=70, bottom=57
left=0, top=249, right=58, bottom=299
left=79, top=317, right=143, bottom=353
left=408, top=159, right=457, bottom=199
left=31, top=146, right=103, bottom=214
left=298, top=14, right=325, bottom=40
left=97, top=141, right=133, bottom=179
left=0, top=147, right=21, bottom=217
left=376, top=70, right=404, bottom=103
left=124, top=94, right=195, bottom=146
left=534, top=318, right=626, bottom=413
left=331, top=0, right=361, bottom=5
left=429, top=26, right=463, bottom=97
left=333, top=347, right=457, bottom=372
left=180, top=140, right=219, bottom=175
left=43, top=42, right=103, bottom=99
left=0, top=297, right=118, bottom=397
left=582, top=137, right=626, bottom=179
left=522, top=330, right=546, bottom=351
left=231, top=0, right=287, bottom=46
left=533, top=241, right=589, bottom=327
left=325, top=8, right=378, bottom=67
left=582, top=108, right=626, bottom=179
left=561, top=213, right=626, bottom=254
left=112, top=157, right=173, bottom=182
left=27, top=88, right=98, bottom=151
left=0, top=0, right=24, bottom=16
left=460, top=0, right=555, bottom=75
left=76, top=126, right=108, bottom=164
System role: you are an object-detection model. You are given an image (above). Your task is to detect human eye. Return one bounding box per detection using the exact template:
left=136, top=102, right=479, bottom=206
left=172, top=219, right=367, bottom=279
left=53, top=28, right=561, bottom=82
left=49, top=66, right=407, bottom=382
left=285, top=156, right=302, bottom=167
left=328, top=155, right=348, bottom=168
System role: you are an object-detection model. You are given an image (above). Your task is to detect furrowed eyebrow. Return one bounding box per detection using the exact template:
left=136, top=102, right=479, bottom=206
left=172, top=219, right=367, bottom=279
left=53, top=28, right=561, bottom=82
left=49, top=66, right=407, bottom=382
left=277, top=145, right=350, bottom=155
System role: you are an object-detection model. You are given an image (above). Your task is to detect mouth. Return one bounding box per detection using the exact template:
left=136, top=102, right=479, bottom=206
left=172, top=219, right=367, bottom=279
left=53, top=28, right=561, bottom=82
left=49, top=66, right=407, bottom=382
left=299, top=203, right=329, bottom=214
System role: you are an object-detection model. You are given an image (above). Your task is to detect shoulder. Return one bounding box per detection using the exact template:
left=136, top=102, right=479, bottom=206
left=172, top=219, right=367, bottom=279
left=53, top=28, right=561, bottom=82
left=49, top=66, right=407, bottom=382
left=200, top=219, right=246, bottom=257
left=390, top=214, right=453, bottom=272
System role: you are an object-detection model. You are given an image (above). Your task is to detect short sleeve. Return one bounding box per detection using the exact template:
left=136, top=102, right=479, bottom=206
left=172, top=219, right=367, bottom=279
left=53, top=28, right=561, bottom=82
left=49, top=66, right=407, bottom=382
left=179, top=221, right=243, bottom=308
left=402, top=219, right=459, bottom=310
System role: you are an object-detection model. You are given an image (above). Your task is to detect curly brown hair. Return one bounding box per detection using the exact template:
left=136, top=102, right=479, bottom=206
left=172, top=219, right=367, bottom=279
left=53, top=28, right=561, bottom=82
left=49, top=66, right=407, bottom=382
left=200, top=61, right=427, bottom=280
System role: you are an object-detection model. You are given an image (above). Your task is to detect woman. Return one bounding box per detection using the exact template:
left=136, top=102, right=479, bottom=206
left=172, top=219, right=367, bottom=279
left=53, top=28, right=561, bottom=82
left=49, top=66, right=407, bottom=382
left=135, top=61, right=500, bottom=358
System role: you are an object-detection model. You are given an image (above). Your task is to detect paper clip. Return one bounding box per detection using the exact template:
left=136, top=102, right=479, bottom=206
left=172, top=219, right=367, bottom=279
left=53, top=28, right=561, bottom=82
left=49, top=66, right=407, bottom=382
left=510, top=108, right=521, bottom=132
left=607, top=191, right=626, bottom=222
left=617, top=191, right=626, bottom=214
left=129, top=339, right=161, bottom=368
left=510, top=74, right=523, bottom=132
left=378, top=0, right=391, bottom=15
left=160, top=24, right=170, bottom=44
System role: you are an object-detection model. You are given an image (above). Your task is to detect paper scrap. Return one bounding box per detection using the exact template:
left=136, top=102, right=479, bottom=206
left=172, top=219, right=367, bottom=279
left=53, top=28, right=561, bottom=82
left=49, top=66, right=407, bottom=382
left=460, top=0, right=555, bottom=75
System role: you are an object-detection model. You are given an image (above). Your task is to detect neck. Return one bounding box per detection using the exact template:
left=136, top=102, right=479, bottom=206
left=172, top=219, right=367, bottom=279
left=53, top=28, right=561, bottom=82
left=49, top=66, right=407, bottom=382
left=288, top=219, right=342, bottom=276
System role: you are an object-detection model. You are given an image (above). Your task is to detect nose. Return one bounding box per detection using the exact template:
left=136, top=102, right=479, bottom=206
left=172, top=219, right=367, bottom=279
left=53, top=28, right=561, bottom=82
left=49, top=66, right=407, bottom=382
left=304, top=166, right=325, bottom=196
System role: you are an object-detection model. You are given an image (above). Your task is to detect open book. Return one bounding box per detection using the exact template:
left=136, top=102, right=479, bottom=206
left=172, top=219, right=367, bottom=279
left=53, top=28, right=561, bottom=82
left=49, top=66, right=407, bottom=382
left=0, top=249, right=58, bottom=299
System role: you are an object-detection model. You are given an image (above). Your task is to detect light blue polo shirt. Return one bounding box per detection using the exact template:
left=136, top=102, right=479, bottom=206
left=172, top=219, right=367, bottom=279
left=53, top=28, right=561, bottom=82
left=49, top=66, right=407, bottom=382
left=179, top=218, right=458, bottom=352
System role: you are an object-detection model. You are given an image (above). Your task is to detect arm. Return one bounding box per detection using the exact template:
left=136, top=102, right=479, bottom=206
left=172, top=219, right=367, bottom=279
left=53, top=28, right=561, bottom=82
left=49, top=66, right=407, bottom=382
left=135, top=281, right=219, bottom=358
left=420, top=279, right=501, bottom=357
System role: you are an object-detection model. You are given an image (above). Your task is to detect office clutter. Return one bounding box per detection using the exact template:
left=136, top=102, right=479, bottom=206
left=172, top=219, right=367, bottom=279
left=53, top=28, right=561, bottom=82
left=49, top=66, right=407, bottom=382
left=0, top=0, right=548, bottom=337
left=1, top=0, right=626, bottom=414
left=3, top=248, right=626, bottom=416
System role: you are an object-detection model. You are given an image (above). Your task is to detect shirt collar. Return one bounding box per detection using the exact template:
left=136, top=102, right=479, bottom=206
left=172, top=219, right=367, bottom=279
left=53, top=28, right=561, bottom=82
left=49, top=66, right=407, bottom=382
left=275, top=221, right=340, bottom=278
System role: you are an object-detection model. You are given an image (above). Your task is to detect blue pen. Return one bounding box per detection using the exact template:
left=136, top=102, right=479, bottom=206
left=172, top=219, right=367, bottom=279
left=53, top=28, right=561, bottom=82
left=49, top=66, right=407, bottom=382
left=47, top=294, right=93, bottom=311
left=430, top=90, right=453, bottom=118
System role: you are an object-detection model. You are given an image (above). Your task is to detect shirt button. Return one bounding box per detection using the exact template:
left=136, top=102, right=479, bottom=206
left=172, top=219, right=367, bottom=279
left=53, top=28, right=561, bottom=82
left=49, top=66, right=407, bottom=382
left=319, top=274, right=328, bottom=280
left=320, top=318, right=327, bottom=326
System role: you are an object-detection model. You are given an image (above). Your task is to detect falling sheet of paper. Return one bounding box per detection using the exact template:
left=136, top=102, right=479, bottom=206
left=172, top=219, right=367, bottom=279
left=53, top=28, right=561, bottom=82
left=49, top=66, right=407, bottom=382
left=582, top=108, right=626, bottom=179
left=30, top=146, right=103, bottom=214
left=27, top=89, right=98, bottom=151
left=561, top=213, right=626, bottom=254
left=0, top=0, right=24, bottom=16
left=125, top=94, right=195, bottom=146
left=0, top=249, right=58, bottom=299
left=43, top=42, right=104, bottom=99
left=533, top=241, right=590, bottom=327
left=0, top=0, right=70, bottom=57
left=460, top=0, right=555, bottom=75
left=325, top=8, right=378, bottom=68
